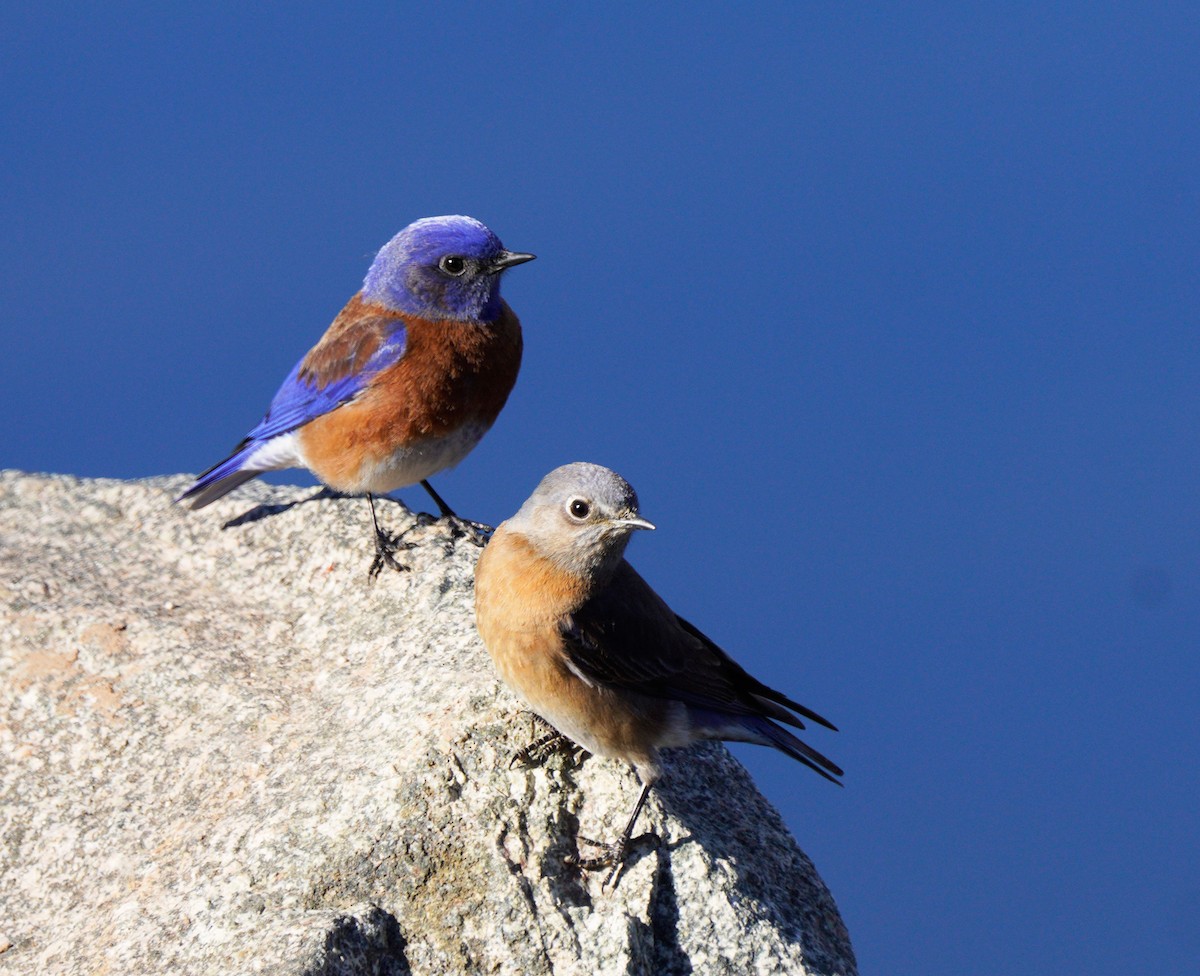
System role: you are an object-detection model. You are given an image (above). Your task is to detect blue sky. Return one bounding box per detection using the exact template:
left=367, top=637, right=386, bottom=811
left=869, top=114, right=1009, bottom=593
left=3, top=5, right=1198, bottom=973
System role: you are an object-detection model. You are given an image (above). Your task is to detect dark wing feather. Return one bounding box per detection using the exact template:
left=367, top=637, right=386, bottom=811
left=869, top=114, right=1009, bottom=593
left=559, top=562, right=832, bottom=730
left=674, top=615, right=837, bottom=731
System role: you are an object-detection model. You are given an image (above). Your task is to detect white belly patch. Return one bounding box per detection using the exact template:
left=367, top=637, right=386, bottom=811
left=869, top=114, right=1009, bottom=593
left=349, top=421, right=491, bottom=494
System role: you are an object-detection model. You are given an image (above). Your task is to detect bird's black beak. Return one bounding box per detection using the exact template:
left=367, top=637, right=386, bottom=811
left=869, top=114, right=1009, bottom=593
left=490, top=250, right=536, bottom=273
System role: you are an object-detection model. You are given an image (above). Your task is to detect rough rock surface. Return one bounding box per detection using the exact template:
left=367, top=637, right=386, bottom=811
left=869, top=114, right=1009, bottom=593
left=0, top=471, right=856, bottom=976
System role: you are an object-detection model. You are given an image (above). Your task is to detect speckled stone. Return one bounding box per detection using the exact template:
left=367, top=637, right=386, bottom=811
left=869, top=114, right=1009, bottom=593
left=0, top=471, right=856, bottom=976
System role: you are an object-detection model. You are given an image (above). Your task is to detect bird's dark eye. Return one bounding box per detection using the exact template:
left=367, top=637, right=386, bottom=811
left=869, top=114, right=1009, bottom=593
left=438, top=255, right=467, bottom=276
left=568, top=498, right=590, bottom=520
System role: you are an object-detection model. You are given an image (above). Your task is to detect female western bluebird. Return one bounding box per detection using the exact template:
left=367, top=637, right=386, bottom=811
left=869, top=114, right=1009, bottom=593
left=474, top=462, right=842, bottom=886
left=177, top=215, right=534, bottom=576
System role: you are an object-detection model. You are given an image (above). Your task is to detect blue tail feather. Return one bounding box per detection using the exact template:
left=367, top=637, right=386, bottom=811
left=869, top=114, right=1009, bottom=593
left=749, top=716, right=844, bottom=783
left=176, top=441, right=262, bottom=510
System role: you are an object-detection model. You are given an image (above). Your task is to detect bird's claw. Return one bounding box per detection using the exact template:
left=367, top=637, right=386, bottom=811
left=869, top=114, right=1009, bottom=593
left=510, top=730, right=588, bottom=768
left=569, top=837, right=629, bottom=890
left=443, top=515, right=494, bottom=547
left=510, top=714, right=589, bottom=768
left=410, top=512, right=494, bottom=548
left=367, top=531, right=416, bottom=580
left=570, top=833, right=659, bottom=889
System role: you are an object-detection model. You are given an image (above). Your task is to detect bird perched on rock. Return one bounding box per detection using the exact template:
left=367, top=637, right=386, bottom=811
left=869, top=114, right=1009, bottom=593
left=474, top=462, right=842, bottom=885
left=177, top=215, right=534, bottom=575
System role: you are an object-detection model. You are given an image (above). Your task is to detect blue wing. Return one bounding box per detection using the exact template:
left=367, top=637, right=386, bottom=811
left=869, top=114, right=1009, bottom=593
left=247, top=323, right=407, bottom=442
left=177, top=313, right=407, bottom=509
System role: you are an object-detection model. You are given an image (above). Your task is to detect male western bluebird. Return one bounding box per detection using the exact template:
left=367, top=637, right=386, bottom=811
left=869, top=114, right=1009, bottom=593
left=177, top=215, right=534, bottom=575
left=474, top=462, right=842, bottom=885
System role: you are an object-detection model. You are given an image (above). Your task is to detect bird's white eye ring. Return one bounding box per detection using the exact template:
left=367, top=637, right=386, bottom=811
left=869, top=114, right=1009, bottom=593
left=438, top=254, right=467, bottom=276
left=568, top=498, right=590, bottom=520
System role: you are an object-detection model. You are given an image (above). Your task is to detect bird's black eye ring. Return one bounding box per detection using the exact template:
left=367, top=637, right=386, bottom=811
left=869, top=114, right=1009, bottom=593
left=568, top=498, right=590, bottom=520
left=438, top=254, right=467, bottom=276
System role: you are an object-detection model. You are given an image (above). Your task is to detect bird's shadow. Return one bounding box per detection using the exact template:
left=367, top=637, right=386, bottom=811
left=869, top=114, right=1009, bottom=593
left=220, top=488, right=433, bottom=531
left=221, top=486, right=346, bottom=529
left=218, top=489, right=467, bottom=538
left=534, top=742, right=856, bottom=976
left=301, top=906, right=411, bottom=976
left=650, top=744, right=855, bottom=975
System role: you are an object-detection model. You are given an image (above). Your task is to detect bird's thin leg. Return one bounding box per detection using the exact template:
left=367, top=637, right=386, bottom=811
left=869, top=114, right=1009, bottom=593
left=419, top=479, right=494, bottom=546
left=419, top=479, right=457, bottom=519
left=573, top=781, right=657, bottom=889
left=366, top=493, right=414, bottom=579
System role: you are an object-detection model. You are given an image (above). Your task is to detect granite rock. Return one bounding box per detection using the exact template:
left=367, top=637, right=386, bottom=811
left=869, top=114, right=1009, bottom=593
left=0, top=471, right=856, bottom=976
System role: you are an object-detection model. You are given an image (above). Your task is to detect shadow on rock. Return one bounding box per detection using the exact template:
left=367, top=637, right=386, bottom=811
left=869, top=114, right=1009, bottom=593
left=651, top=743, right=856, bottom=976
left=221, top=486, right=343, bottom=528
left=303, top=906, right=411, bottom=976
left=633, top=852, right=693, bottom=976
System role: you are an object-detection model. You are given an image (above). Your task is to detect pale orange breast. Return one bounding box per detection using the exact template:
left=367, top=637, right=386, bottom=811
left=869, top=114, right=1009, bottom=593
left=475, top=528, right=669, bottom=766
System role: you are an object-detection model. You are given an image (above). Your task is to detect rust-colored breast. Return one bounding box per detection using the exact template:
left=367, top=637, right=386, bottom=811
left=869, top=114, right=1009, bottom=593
left=368, top=299, right=523, bottom=440
left=298, top=299, right=523, bottom=489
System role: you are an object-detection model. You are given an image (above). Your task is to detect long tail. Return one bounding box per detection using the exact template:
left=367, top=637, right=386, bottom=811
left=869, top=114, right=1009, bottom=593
left=742, top=716, right=844, bottom=785
left=175, top=441, right=262, bottom=509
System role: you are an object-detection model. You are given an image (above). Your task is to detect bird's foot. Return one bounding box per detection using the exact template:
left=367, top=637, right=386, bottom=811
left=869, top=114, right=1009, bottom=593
left=413, top=481, right=493, bottom=547
left=510, top=729, right=564, bottom=768
left=569, top=833, right=659, bottom=889
left=367, top=529, right=416, bottom=580
left=572, top=836, right=626, bottom=873
left=510, top=714, right=588, bottom=768
left=410, top=511, right=493, bottom=547
left=510, top=730, right=589, bottom=769
left=442, top=514, right=495, bottom=548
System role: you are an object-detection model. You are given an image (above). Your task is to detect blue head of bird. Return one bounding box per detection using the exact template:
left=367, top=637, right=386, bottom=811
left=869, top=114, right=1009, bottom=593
left=508, top=462, right=656, bottom=580
left=362, top=215, right=535, bottom=322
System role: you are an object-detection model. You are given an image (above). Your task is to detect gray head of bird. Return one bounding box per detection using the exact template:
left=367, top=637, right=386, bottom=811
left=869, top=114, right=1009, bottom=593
left=506, top=462, right=655, bottom=580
